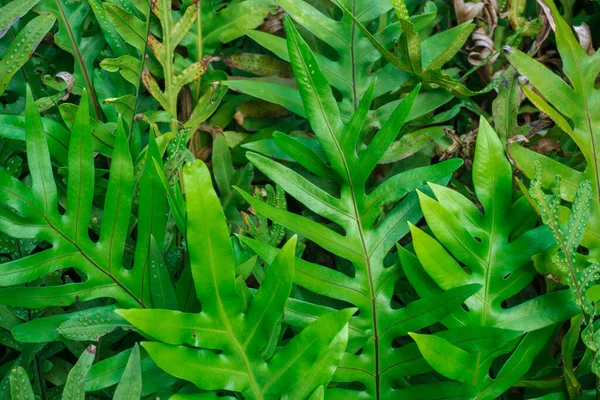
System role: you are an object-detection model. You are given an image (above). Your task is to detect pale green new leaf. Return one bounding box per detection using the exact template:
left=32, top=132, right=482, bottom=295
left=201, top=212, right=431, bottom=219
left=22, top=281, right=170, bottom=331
left=410, top=117, right=577, bottom=331
left=119, top=160, right=352, bottom=399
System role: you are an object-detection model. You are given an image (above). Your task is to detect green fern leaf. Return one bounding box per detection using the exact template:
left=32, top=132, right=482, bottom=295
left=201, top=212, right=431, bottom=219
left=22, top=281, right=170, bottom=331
left=406, top=117, right=579, bottom=397
left=38, top=0, right=105, bottom=119
left=411, top=118, right=577, bottom=330
left=118, top=160, right=353, bottom=399
left=225, top=0, right=453, bottom=123
left=242, top=184, right=286, bottom=247
left=0, top=88, right=165, bottom=308
left=232, top=15, right=480, bottom=398
left=0, top=11, right=55, bottom=96
left=504, top=0, right=600, bottom=260
left=9, top=367, right=34, bottom=399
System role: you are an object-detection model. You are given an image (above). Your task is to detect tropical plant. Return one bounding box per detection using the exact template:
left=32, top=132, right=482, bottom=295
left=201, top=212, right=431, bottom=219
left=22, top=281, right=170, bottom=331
left=342, top=0, right=499, bottom=97
left=0, top=0, right=55, bottom=96
left=225, top=0, right=457, bottom=125
left=526, top=165, right=600, bottom=396
left=8, top=344, right=142, bottom=399
left=119, top=159, right=353, bottom=399
left=0, top=89, right=165, bottom=308
left=1, top=0, right=600, bottom=398
left=234, top=15, right=482, bottom=398
left=504, top=0, right=600, bottom=259
left=405, top=118, right=578, bottom=398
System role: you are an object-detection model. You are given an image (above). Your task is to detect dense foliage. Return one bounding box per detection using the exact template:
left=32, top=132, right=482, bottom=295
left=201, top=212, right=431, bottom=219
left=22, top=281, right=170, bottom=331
left=0, top=0, right=599, bottom=398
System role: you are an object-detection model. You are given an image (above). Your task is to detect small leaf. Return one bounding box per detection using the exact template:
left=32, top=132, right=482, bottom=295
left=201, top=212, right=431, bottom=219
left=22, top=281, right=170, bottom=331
left=113, top=343, right=142, bottom=399
left=63, top=345, right=97, bottom=399
left=9, top=366, right=35, bottom=398
left=0, top=14, right=56, bottom=95
left=0, top=0, right=41, bottom=39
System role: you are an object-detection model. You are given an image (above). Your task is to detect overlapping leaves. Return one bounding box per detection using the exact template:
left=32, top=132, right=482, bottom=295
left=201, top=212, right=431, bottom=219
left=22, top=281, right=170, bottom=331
left=0, top=0, right=55, bottom=96
left=405, top=118, right=578, bottom=398
left=0, top=89, right=165, bottom=308
left=341, top=0, right=499, bottom=97
left=410, top=118, right=577, bottom=331
left=235, top=15, right=480, bottom=398
left=226, top=0, right=456, bottom=123
left=119, top=160, right=353, bottom=399
left=505, top=0, right=600, bottom=259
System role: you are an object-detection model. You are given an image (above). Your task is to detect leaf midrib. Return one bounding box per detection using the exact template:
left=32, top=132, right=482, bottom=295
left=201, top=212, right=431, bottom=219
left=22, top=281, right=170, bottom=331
left=0, top=186, right=146, bottom=308
left=296, top=33, right=382, bottom=397
left=199, top=188, right=263, bottom=398
left=54, top=0, right=101, bottom=119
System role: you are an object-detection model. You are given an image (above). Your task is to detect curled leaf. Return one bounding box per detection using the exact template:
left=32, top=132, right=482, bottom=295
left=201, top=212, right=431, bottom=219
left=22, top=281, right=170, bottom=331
left=467, top=27, right=498, bottom=67
left=574, top=23, right=595, bottom=55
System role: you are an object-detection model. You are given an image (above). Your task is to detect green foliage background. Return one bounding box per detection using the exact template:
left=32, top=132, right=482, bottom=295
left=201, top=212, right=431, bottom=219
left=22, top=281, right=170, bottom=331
left=0, top=0, right=599, bottom=398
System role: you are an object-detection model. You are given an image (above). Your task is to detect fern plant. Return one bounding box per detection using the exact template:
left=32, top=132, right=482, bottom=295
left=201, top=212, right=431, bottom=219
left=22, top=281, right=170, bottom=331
left=119, top=160, right=353, bottom=399
left=526, top=165, right=600, bottom=395
left=504, top=0, right=600, bottom=260
left=226, top=0, right=460, bottom=124
left=37, top=0, right=106, bottom=119
left=409, top=118, right=577, bottom=330
left=143, top=0, right=214, bottom=134
left=142, top=0, right=273, bottom=135
left=213, top=133, right=254, bottom=231
left=0, top=0, right=55, bottom=96
left=91, top=0, right=151, bottom=129
left=528, top=167, right=598, bottom=317
left=9, top=344, right=142, bottom=398
left=242, top=184, right=286, bottom=247
left=234, top=15, right=481, bottom=398
left=0, top=88, right=166, bottom=308
left=341, top=0, right=499, bottom=97
left=405, top=118, right=578, bottom=398
left=226, top=0, right=413, bottom=120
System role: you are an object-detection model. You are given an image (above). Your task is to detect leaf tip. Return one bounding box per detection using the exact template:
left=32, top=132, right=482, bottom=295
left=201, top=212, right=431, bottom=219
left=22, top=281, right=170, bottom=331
left=416, top=189, right=432, bottom=203
left=408, top=221, right=419, bottom=234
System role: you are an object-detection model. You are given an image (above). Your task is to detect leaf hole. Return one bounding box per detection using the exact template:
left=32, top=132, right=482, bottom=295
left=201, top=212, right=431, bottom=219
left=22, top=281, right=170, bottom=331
left=579, top=246, right=590, bottom=256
